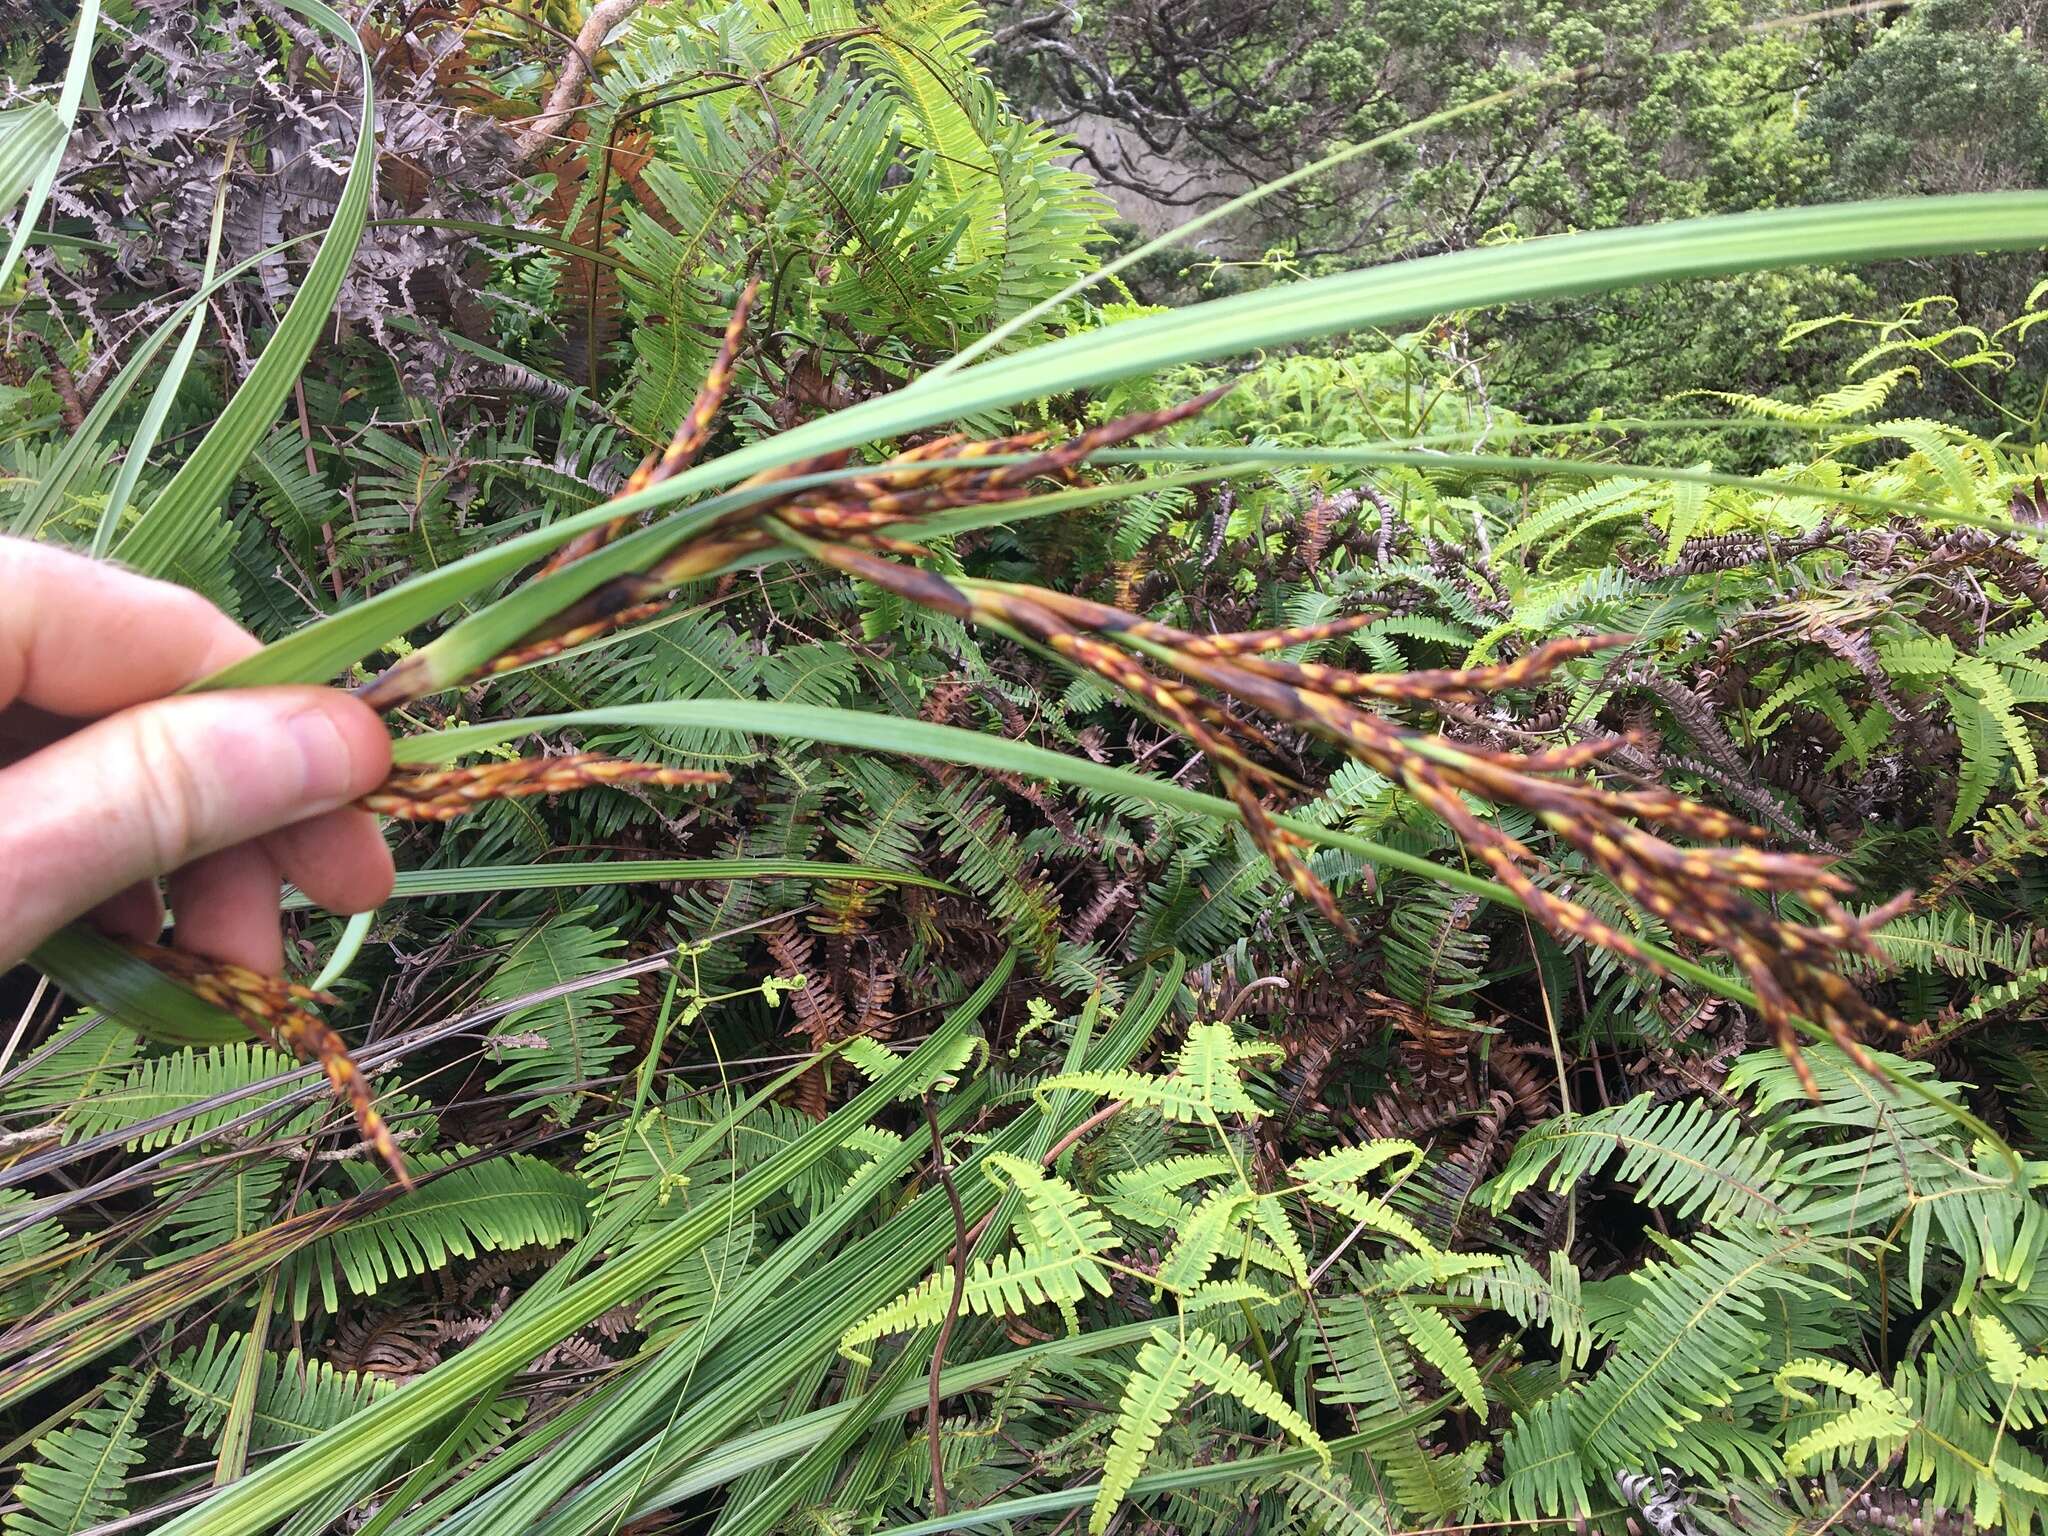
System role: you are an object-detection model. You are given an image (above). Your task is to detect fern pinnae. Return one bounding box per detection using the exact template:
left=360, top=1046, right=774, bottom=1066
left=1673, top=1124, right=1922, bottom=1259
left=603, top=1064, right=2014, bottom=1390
left=1090, top=1325, right=1329, bottom=1534
left=1775, top=1357, right=1914, bottom=1472
left=1154, top=1187, right=1248, bottom=1295
left=1091, top=1333, right=1199, bottom=1534
left=5, top=1369, right=154, bottom=1536
left=1386, top=1296, right=1485, bottom=1415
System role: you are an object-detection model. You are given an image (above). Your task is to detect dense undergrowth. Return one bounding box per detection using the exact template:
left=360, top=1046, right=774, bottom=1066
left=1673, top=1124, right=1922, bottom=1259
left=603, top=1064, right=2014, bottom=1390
left=6, top=2, right=2048, bottom=1535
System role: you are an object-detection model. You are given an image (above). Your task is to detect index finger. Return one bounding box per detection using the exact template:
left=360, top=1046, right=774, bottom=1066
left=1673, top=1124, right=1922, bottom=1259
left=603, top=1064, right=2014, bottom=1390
left=0, top=538, right=262, bottom=717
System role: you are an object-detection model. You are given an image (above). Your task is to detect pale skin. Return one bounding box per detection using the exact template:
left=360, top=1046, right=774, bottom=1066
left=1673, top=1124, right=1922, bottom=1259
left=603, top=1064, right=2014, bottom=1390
left=0, top=538, right=395, bottom=973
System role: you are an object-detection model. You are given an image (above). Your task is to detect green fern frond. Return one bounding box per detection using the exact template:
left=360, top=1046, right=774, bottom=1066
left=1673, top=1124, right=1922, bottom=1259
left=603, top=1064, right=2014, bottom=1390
left=839, top=1240, right=1111, bottom=1363
left=1452, top=1253, right=1590, bottom=1368
left=481, top=915, right=635, bottom=1114
left=1387, top=1295, right=1484, bottom=1414
left=1894, top=1359, right=2048, bottom=1532
left=982, top=1153, right=1115, bottom=1260
left=66, top=1040, right=320, bottom=1151
left=4, top=1369, right=153, bottom=1536
left=1249, top=1194, right=1312, bottom=1286
left=1090, top=1331, right=1199, bottom=1534
left=1487, top=1096, right=1796, bottom=1227
left=1155, top=1187, right=1247, bottom=1293
left=283, top=1154, right=589, bottom=1316
left=1043, top=1020, right=1279, bottom=1124
left=1685, top=365, right=1918, bottom=423
left=163, top=1333, right=390, bottom=1451
left=1569, top=1229, right=1849, bottom=1474
left=1291, top=1140, right=1434, bottom=1254
left=1090, top=1325, right=1328, bottom=1533
left=1775, top=1357, right=1913, bottom=1471
left=1493, top=1393, right=1589, bottom=1521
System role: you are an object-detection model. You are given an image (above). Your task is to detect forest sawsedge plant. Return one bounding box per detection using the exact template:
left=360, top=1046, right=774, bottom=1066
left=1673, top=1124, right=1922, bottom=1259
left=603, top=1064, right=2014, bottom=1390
left=16, top=3, right=2048, bottom=1527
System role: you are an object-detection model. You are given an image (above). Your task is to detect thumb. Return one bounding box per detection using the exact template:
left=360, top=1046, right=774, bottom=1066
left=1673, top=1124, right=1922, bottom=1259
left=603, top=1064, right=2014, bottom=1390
left=0, top=688, right=391, bottom=963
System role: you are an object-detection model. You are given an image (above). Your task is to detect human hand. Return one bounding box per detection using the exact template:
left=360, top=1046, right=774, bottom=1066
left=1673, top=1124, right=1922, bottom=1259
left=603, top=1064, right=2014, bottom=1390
left=0, top=538, right=395, bottom=973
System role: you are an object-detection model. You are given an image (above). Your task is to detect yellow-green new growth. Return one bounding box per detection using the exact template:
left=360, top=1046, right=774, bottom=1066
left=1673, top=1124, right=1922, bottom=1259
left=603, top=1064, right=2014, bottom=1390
left=1090, top=1325, right=1329, bottom=1534
left=1775, top=1357, right=1913, bottom=1472
left=1040, top=1020, right=1281, bottom=1124
left=837, top=1155, right=1116, bottom=1363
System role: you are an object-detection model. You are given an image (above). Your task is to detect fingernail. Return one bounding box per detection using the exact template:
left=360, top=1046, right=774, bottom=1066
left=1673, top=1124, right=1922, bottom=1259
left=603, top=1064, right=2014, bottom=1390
left=285, top=706, right=356, bottom=803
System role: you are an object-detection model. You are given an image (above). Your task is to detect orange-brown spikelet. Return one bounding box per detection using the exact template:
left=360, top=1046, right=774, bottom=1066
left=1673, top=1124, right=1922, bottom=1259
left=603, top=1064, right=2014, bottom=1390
left=128, top=942, right=413, bottom=1189
left=155, top=345, right=1236, bottom=1175
left=356, top=388, right=1234, bottom=714
left=362, top=753, right=728, bottom=821
left=177, top=314, right=1901, bottom=1186
left=533, top=277, right=761, bottom=579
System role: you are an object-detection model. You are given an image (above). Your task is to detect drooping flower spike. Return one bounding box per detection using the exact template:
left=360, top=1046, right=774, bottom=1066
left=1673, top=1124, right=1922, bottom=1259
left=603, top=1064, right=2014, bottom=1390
left=796, top=550, right=1910, bottom=1097
left=362, top=753, right=728, bottom=822
left=130, top=942, right=414, bottom=1188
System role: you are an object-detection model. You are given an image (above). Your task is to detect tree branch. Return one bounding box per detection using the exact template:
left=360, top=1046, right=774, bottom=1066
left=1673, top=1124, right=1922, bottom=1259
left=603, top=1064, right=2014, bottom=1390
left=512, top=0, right=647, bottom=163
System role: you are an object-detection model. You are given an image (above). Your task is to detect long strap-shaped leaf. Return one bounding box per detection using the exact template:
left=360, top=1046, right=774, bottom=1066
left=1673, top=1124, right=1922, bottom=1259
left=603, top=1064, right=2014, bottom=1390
left=391, top=701, right=2018, bottom=1170
left=439, top=968, right=1173, bottom=1536
left=280, top=857, right=955, bottom=909
left=195, top=192, right=2048, bottom=694
left=92, top=140, right=236, bottom=555
left=8, top=233, right=324, bottom=541
left=0, top=107, right=66, bottom=255
left=110, top=0, right=374, bottom=578
left=146, top=1003, right=979, bottom=1536
left=0, top=0, right=98, bottom=291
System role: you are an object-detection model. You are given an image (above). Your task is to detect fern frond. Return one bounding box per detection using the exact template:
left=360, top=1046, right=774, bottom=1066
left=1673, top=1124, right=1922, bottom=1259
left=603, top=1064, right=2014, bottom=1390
left=1493, top=1394, right=1590, bottom=1520
left=982, top=1153, right=1115, bottom=1260
left=1455, top=1253, right=1590, bottom=1369
left=1487, top=1095, right=1795, bottom=1227
left=1686, top=366, right=1918, bottom=423
left=1155, top=1187, right=1246, bottom=1293
left=1568, top=1229, right=1849, bottom=1475
left=1090, top=1326, right=1328, bottom=1533
left=839, top=1241, right=1110, bottom=1363
left=163, top=1334, right=390, bottom=1450
left=4, top=1370, right=152, bottom=1536
left=283, top=1154, right=588, bottom=1316
left=481, top=915, right=635, bottom=1114
left=1043, top=1020, right=1278, bottom=1123
left=1291, top=1140, right=1433, bottom=1254
left=1387, top=1295, right=1484, bottom=1414
left=1090, top=1332, right=1198, bottom=1534
left=1775, top=1357, right=1912, bottom=1471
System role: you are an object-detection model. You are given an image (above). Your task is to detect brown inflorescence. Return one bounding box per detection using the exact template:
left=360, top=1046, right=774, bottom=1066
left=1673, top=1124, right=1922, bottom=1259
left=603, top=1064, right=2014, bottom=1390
left=355, top=389, right=1230, bottom=714
left=376, top=327, right=1914, bottom=1095
left=361, top=752, right=728, bottom=821
left=795, top=547, right=1912, bottom=1097
left=531, top=276, right=762, bottom=580
left=145, top=328, right=1912, bottom=1184
left=128, top=941, right=414, bottom=1188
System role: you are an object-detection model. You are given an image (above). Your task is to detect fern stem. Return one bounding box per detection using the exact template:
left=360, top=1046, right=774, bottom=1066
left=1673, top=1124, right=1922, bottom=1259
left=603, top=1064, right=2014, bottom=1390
left=921, top=1095, right=970, bottom=1519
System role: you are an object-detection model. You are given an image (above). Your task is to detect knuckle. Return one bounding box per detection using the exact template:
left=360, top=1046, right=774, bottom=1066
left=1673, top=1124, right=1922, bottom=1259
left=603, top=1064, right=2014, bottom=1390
left=158, top=580, right=237, bottom=642
left=122, top=709, right=204, bottom=870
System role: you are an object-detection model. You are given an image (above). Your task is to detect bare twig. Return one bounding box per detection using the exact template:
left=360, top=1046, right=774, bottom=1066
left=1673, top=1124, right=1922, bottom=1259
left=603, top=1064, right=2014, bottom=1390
left=1040, top=1098, right=1127, bottom=1168
left=512, top=0, right=648, bottom=161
